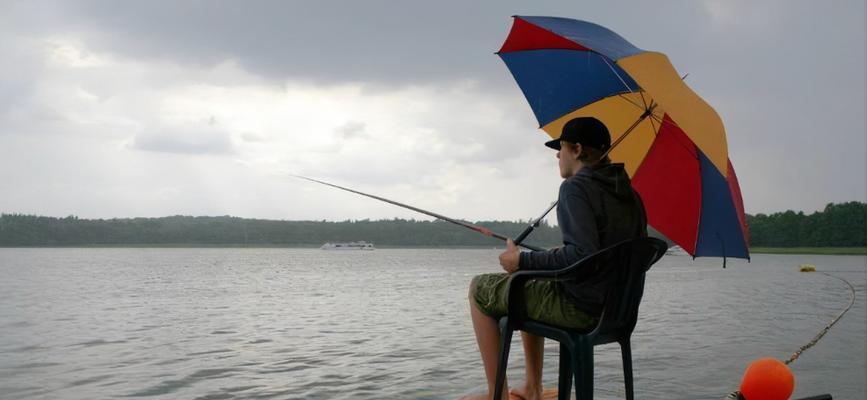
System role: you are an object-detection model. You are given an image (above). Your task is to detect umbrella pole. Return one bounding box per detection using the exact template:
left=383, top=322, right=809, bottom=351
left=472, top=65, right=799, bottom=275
left=601, top=103, right=658, bottom=160
left=511, top=105, right=657, bottom=250
left=511, top=105, right=657, bottom=249
left=515, top=102, right=656, bottom=246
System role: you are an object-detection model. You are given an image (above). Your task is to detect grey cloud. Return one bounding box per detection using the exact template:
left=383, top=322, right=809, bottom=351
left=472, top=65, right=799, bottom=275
left=61, top=0, right=517, bottom=85
left=335, top=121, right=368, bottom=140
left=8, top=1, right=713, bottom=88
left=0, top=80, right=32, bottom=117
left=1, top=0, right=864, bottom=218
left=131, top=128, right=235, bottom=155
left=0, top=38, right=46, bottom=117
left=240, top=132, right=268, bottom=143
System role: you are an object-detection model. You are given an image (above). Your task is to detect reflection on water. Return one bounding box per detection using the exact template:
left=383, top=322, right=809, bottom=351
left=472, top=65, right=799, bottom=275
left=0, top=248, right=864, bottom=399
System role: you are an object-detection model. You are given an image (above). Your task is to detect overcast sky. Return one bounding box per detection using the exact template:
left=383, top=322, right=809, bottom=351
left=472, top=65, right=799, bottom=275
left=1, top=0, right=865, bottom=222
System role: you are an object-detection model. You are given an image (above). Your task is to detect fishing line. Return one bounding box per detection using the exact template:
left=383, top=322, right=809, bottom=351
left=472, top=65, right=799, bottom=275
left=292, top=174, right=548, bottom=251
left=784, top=271, right=857, bottom=365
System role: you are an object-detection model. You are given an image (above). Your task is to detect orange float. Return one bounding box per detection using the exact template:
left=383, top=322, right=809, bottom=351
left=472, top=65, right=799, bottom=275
left=740, top=357, right=796, bottom=400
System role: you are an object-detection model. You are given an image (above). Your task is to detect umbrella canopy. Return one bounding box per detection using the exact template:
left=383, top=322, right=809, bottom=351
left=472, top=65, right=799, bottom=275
left=498, top=16, right=749, bottom=260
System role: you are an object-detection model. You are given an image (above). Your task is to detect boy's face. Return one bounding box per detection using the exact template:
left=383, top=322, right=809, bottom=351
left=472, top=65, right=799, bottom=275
left=557, top=141, right=582, bottom=178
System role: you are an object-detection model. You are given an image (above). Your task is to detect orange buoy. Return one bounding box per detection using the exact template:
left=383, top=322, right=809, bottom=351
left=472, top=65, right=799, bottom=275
left=739, top=358, right=795, bottom=400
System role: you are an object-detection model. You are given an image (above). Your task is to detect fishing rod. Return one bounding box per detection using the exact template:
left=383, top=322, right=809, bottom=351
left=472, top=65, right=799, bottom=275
left=294, top=98, right=664, bottom=253
left=514, top=201, right=558, bottom=246
left=293, top=175, right=547, bottom=251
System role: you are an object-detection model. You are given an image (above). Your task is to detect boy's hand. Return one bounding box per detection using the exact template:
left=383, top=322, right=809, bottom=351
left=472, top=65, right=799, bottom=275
left=499, top=239, right=520, bottom=273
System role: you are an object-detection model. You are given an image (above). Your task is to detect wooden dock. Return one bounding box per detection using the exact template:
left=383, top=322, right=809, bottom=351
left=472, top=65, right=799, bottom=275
left=510, top=388, right=560, bottom=399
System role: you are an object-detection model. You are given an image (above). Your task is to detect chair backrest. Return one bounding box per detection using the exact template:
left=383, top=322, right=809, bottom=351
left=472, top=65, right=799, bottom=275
left=589, top=237, right=668, bottom=337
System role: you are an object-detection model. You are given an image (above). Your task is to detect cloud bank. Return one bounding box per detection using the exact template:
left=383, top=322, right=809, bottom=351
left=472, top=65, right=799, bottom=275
left=0, top=1, right=864, bottom=222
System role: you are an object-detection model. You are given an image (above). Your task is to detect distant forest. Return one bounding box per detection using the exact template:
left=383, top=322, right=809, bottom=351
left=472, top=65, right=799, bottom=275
left=745, top=201, right=866, bottom=247
left=1, top=201, right=864, bottom=248
left=0, top=214, right=563, bottom=248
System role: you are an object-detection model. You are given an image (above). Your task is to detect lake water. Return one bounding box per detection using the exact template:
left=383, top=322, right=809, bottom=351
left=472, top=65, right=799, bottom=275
left=0, top=248, right=864, bottom=399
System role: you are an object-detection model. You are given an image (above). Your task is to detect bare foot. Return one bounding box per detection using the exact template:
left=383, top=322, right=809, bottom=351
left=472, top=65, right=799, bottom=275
left=509, top=382, right=543, bottom=400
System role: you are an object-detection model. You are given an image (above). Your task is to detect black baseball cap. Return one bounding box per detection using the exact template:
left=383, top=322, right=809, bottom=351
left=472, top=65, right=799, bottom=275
left=544, top=117, right=611, bottom=151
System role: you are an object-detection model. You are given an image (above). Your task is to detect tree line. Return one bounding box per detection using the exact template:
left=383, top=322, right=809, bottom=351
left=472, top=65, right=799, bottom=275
left=745, top=201, right=866, bottom=247
left=1, top=201, right=864, bottom=247
left=0, top=214, right=563, bottom=248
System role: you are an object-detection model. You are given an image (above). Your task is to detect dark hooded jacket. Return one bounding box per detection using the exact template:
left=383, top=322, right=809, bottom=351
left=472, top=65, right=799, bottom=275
left=518, top=162, right=647, bottom=314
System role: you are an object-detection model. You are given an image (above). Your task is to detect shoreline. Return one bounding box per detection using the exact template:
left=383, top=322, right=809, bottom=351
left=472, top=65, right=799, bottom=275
left=748, top=247, right=867, bottom=255
left=0, top=244, right=508, bottom=250
left=2, top=245, right=866, bottom=255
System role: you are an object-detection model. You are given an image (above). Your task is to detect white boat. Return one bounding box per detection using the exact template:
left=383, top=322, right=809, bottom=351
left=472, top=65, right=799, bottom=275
left=665, top=245, right=689, bottom=256
left=320, top=241, right=375, bottom=251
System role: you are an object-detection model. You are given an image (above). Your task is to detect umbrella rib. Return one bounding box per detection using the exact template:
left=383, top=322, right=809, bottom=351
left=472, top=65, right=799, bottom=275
left=616, top=93, right=649, bottom=113
left=584, top=72, right=696, bottom=161
left=637, top=92, right=666, bottom=121
left=639, top=90, right=651, bottom=111
left=648, top=113, right=702, bottom=160
left=615, top=92, right=665, bottom=121
left=648, top=103, right=659, bottom=135
left=615, top=94, right=667, bottom=124
left=599, top=54, right=636, bottom=94
left=645, top=107, right=669, bottom=126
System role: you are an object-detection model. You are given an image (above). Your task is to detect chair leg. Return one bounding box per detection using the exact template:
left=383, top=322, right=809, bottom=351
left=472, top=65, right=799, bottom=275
left=620, top=340, right=634, bottom=400
left=557, top=342, right=572, bottom=400
left=574, top=344, right=593, bottom=400
left=493, top=320, right=513, bottom=400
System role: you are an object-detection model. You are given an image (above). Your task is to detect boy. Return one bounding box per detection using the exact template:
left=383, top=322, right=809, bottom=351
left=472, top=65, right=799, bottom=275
left=464, top=117, right=647, bottom=400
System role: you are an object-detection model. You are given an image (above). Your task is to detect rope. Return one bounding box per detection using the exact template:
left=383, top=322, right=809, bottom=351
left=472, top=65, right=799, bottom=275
left=723, top=270, right=856, bottom=399
left=784, top=271, right=857, bottom=365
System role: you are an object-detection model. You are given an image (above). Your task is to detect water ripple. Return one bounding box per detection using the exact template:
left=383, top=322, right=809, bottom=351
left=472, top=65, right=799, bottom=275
left=0, top=249, right=863, bottom=400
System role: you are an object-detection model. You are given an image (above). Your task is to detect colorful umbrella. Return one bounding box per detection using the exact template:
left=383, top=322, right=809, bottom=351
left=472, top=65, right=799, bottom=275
left=498, top=16, right=749, bottom=260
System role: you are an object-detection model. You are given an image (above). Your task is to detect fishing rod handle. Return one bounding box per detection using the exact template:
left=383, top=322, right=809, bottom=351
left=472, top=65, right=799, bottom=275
left=514, top=201, right=558, bottom=247
left=493, top=231, right=543, bottom=251
left=513, top=226, right=535, bottom=245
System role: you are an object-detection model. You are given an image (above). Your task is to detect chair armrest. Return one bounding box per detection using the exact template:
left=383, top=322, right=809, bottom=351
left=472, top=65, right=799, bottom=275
left=504, top=252, right=597, bottom=322
left=503, top=238, right=667, bottom=323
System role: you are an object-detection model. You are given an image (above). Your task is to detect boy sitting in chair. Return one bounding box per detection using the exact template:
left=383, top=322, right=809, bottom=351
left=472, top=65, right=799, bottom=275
left=464, top=117, right=647, bottom=400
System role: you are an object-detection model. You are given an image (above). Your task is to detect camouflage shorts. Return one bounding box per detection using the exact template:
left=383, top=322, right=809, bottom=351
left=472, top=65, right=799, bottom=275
left=471, top=273, right=596, bottom=330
